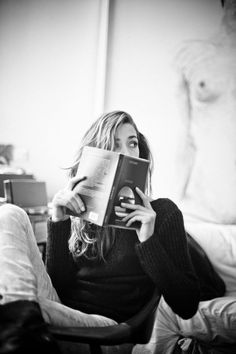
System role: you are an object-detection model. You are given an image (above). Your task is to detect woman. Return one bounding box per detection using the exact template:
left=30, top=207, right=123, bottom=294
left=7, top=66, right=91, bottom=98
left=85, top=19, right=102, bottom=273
left=47, top=110, right=200, bottom=323
left=0, top=110, right=202, bottom=352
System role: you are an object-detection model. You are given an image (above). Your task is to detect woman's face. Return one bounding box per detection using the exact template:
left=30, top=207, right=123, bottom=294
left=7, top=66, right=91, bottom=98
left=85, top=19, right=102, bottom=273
left=114, top=123, right=139, bottom=158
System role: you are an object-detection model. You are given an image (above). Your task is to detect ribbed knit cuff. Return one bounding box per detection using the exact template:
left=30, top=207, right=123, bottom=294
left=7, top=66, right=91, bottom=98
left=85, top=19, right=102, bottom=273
left=46, top=217, right=71, bottom=269
left=150, top=198, right=178, bottom=230
left=47, top=217, right=71, bottom=239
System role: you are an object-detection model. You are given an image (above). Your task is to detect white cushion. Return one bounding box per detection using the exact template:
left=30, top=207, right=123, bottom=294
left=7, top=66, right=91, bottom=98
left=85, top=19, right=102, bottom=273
left=184, top=215, right=236, bottom=297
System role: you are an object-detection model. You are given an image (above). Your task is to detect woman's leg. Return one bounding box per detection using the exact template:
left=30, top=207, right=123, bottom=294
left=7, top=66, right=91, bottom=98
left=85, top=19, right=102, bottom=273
left=176, top=296, right=236, bottom=344
left=0, top=203, right=59, bottom=304
left=0, top=204, right=117, bottom=328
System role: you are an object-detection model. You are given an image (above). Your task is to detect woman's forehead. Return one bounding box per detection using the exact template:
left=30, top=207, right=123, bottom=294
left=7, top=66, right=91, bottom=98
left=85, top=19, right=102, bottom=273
left=115, top=123, right=137, bottom=139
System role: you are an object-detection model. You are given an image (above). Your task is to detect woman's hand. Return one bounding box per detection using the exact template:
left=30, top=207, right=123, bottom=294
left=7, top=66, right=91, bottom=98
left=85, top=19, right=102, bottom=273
left=51, top=176, right=86, bottom=222
left=121, top=187, right=156, bottom=242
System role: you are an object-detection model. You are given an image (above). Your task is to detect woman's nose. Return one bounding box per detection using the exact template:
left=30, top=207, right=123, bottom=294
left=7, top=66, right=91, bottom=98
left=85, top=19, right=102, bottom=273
left=119, top=145, right=130, bottom=156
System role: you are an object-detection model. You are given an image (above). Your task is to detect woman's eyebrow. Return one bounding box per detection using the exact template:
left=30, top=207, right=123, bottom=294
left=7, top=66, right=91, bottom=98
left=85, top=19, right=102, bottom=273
left=115, top=135, right=138, bottom=141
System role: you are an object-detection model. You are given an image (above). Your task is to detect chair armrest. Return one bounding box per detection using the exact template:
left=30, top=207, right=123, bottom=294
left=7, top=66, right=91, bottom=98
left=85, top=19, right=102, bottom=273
left=49, top=323, right=131, bottom=345
left=49, top=289, right=161, bottom=346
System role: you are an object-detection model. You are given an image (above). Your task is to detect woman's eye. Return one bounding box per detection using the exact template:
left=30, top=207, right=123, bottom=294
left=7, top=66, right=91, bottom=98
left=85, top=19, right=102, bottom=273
left=129, top=141, right=138, bottom=148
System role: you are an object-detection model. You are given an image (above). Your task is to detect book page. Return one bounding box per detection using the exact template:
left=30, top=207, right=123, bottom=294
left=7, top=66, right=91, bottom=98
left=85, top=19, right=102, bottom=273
left=77, top=155, right=111, bottom=198
left=74, top=147, right=119, bottom=225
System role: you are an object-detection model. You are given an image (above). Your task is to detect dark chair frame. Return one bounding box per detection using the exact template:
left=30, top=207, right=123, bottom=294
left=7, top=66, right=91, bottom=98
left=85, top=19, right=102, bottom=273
left=49, top=288, right=161, bottom=354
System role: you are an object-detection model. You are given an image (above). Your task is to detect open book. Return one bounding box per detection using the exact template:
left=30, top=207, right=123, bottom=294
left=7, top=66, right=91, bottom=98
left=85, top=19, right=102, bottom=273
left=72, top=146, right=150, bottom=229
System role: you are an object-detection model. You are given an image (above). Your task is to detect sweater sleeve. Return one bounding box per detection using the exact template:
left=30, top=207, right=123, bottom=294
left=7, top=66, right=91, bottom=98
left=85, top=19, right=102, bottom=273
left=46, top=217, right=77, bottom=299
left=135, top=198, right=200, bottom=319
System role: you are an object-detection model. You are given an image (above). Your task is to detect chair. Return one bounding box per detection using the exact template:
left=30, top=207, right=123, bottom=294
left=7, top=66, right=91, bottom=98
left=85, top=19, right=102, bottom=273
left=49, top=288, right=161, bottom=354
left=0, top=173, right=34, bottom=198
left=3, top=178, right=49, bottom=261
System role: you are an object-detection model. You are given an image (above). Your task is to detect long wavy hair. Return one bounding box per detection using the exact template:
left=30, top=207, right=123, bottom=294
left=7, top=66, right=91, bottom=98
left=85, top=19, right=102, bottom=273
left=68, top=111, right=153, bottom=261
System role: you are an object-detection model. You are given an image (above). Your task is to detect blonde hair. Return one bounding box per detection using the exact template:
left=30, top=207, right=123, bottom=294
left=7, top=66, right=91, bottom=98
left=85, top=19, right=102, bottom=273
left=68, top=111, right=153, bottom=261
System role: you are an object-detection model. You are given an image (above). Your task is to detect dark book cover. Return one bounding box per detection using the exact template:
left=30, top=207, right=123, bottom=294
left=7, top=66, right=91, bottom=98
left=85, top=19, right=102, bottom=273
left=74, top=146, right=149, bottom=229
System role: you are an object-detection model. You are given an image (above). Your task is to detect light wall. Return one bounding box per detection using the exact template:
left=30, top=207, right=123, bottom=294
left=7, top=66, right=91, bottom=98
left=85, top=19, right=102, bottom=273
left=0, top=0, right=223, bottom=200
left=0, top=0, right=102, bottom=198
left=105, top=0, right=222, bottom=198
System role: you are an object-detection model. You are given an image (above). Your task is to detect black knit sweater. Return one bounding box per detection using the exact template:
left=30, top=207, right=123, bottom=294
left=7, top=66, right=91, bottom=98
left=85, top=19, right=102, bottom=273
left=46, top=198, right=200, bottom=322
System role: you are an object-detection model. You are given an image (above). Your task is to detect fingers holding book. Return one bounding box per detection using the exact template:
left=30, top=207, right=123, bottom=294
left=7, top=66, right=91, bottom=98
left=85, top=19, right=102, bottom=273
left=51, top=176, right=87, bottom=221
left=70, top=176, right=87, bottom=192
left=121, top=187, right=156, bottom=242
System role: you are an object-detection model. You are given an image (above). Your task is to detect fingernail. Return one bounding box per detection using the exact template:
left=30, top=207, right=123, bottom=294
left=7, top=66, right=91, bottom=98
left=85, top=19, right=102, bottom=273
left=81, top=206, right=85, bottom=212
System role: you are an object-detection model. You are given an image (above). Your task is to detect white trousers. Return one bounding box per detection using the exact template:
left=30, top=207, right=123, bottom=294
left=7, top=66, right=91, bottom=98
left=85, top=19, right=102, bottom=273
left=134, top=295, right=236, bottom=354
left=1, top=203, right=236, bottom=354
left=0, top=204, right=117, bottom=327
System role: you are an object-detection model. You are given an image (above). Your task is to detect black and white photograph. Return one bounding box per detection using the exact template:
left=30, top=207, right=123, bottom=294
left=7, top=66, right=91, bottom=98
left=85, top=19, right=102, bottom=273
left=0, top=1, right=236, bottom=353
